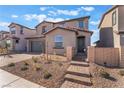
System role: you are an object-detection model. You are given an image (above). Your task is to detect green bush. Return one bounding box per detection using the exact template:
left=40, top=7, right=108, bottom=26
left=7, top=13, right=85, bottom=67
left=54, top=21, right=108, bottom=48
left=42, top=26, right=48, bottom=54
left=8, top=63, right=15, bottom=67
left=119, top=70, right=124, bottom=76
left=44, top=71, right=52, bottom=79
left=100, top=70, right=110, bottom=78
left=21, top=66, right=28, bottom=71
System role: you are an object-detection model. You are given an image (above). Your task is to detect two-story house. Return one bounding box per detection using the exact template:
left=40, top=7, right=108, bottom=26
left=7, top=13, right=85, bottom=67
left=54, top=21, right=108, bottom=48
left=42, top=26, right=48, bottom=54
left=8, top=23, right=36, bottom=51
left=0, top=31, right=10, bottom=48
left=25, top=16, right=93, bottom=55
left=98, top=5, right=124, bottom=48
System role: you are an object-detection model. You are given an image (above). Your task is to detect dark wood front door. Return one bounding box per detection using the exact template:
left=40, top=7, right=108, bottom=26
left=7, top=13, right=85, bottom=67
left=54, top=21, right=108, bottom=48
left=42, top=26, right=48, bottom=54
left=77, top=37, right=85, bottom=53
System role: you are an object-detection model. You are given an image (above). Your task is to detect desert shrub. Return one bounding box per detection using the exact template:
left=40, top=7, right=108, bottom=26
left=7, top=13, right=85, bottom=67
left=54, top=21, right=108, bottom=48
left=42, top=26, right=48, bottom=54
left=119, top=70, right=124, bottom=76
left=58, top=63, right=63, bottom=66
left=44, top=71, right=52, bottom=79
left=24, top=62, right=29, bottom=66
left=100, top=70, right=110, bottom=78
left=21, top=66, right=28, bottom=71
left=45, top=61, right=52, bottom=64
left=32, top=57, right=38, bottom=63
left=8, top=63, right=15, bottom=67
left=35, top=65, right=42, bottom=71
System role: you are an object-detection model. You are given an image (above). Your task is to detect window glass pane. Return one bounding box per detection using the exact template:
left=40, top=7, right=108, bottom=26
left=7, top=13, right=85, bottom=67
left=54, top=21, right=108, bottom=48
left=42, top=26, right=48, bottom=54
left=55, top=42, right=62, bottom=48
left=54, top=35, right=63, bottom=42
left=10, top=27, right=16, bottom=34
left=79, top=21, right=84, bottom=28
left=54, top=35, right=63, bottom=48
left=112, top=11, right=116, bottom=25
left=20, top=26, right=23, bottom=34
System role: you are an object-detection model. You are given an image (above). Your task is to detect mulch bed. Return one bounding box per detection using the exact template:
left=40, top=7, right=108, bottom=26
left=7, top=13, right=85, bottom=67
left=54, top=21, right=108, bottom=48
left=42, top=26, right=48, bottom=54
left=90, top=63, right=124, bottom=88
left=1, top=56, right=70, bottom=88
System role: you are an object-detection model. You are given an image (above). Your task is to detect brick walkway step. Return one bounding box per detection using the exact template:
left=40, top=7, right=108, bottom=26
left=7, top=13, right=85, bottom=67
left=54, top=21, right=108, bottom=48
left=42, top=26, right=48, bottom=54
left=67, top=65, right=90, bottom=77
left=71, top=61, right=89, bottom=67
left=64, top=74, right=91, bottom=86
left=61, top=80, right=90, bottom=88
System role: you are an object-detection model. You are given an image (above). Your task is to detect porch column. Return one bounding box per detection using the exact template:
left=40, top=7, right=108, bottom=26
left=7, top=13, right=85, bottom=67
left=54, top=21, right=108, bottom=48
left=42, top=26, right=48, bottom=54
left=27, top=39, right=30, bottom=52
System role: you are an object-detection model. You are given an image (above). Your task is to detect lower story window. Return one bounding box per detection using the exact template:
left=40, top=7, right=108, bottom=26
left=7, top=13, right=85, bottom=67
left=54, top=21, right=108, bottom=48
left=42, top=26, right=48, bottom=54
left=54, top=35, right=63, bottom=48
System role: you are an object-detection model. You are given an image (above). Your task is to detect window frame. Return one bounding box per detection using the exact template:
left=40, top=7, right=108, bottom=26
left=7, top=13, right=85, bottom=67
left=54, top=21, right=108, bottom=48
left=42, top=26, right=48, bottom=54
left=112, top=11, right=116, bottom=26
left=78, top=21, right=84, bottom=28
left=54, top=35, right=63, bottom=48
left=42, top=26, right=47, bottom=33
left=20, top=26, right=24, bottom=34
left=10, top=27, right=16, bottom=34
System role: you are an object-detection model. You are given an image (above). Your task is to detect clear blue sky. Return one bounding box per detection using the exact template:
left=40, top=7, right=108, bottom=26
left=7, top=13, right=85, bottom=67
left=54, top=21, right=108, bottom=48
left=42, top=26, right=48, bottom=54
left=0, top=5, right=112, bottom=43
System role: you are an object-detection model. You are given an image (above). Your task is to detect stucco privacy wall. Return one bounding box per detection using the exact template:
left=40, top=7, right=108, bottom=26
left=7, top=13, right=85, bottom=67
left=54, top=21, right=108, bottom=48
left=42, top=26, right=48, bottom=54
left=119, top=46, right=124, bottom=67
left=45, top=28, right=76, bottom=55
left=88, top=46, right=119, bottom=67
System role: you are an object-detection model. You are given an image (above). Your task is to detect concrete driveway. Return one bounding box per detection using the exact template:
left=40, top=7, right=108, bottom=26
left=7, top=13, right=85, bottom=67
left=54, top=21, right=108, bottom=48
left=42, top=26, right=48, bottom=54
left=0, top=53, right=40, bottom=67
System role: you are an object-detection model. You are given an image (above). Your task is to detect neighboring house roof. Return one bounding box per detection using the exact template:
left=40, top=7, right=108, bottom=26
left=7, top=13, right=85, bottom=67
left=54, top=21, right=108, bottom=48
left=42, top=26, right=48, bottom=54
left=10, top=36, right=20, bottom=40
left=35, top=16, right=90, bottom=28
left=0, top=30, right=9, bottom=34
left=98, top=5, right=119, bottom=28
left=43, top=26, right=93, bottom=35
left=25, top=35, right=45, bottom=39
left=8, top=22, right=35, bottom=30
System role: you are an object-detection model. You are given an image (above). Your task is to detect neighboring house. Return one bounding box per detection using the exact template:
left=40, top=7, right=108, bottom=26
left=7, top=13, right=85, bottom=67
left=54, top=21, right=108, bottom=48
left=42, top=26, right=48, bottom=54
left=8, top=23, right=36, bottom=51
left=0, top=31, right=10, bottom=40
left=98, top=5, right=124, bottom=48
left=0, top=31, right=10, bottom=48
left=9, top=16, right=93, bottom=55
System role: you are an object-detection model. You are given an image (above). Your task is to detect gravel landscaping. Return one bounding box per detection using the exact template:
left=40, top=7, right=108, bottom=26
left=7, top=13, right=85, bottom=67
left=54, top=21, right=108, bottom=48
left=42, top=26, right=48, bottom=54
left=90, top=63, right=124, bottom=88
left=1, top=56, right=70, bottom=88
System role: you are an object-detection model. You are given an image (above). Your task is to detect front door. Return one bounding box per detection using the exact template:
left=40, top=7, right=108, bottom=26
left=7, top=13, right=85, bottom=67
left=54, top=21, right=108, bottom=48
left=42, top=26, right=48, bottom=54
left=77, top=37, right=85, bottom=53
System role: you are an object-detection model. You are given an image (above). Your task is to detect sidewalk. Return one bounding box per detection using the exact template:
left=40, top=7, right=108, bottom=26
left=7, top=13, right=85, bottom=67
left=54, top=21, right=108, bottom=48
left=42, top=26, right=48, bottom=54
left=0, top=69, right=45, bottom=88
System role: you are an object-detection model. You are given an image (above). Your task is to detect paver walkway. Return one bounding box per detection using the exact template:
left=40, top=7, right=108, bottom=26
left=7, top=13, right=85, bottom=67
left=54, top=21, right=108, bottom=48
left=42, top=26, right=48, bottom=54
left=61, top=61, right=92, bottom=88
left=0, top=69, right=44, bottom=88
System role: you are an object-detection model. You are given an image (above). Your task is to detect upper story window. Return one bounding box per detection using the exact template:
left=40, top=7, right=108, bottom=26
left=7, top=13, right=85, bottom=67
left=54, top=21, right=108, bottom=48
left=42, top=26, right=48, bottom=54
left=20, top=26, right=24, bottom=34
left=10, top=27, right=16, bottom=34
left=78, top=21, right=84, bottom=28
left=54, top=35, right=63, bottom=48
left=42, top=26, right=47, bottom=33
left=112, top=11, right=116, bottom=26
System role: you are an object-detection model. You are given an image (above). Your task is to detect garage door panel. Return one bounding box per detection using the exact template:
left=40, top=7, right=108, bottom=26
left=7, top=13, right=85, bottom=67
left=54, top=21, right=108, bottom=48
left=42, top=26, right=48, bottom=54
left=31, top=41, right=42, bottom=52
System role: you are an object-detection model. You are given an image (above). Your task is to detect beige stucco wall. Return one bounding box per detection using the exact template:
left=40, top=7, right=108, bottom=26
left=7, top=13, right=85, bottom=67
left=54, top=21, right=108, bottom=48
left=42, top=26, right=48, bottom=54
left=118, top=6, right=124, bottom=31
left=88, top=46, right=119, bottom=67
left=36, top=17, right=89, bottom=35
left=100, top=7, right=119, bottom=32
left=99, top=7, right=121, bottom=48
left=9, top=24, right=36, bottom=51
left=45, top=28, right=77, bottom=55
left=54, top=18, right=89, bottom=30
left=36, top=22, right=54, bottom=34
